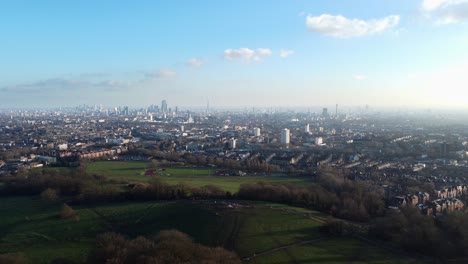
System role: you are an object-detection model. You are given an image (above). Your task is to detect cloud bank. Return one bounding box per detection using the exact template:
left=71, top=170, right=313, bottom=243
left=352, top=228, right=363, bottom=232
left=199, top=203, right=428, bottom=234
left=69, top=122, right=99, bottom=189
left=422, top=0, right=468, bottom=24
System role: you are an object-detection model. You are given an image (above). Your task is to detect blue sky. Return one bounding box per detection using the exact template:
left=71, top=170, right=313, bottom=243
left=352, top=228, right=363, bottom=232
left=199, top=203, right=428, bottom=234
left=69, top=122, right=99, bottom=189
left=1, top=0, right=468, bottom=109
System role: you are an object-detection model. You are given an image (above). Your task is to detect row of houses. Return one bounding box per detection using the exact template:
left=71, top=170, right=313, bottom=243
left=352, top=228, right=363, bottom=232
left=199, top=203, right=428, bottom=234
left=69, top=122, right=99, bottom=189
left=78, top=146, right=127, bottom=159
left=390, top=186, right=468, bottom=216
left=418, top=198, right=465, bottom=216
left=434, top=185, right=468, bottom=199
left=391, top=192, right=431, bottom=207
left=57, top=146, right=128, bottom=160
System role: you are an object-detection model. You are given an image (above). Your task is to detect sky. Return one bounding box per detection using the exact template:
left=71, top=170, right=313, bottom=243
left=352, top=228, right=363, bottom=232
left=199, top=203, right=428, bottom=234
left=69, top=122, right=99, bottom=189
left=1, top=0, right=468, bottom=109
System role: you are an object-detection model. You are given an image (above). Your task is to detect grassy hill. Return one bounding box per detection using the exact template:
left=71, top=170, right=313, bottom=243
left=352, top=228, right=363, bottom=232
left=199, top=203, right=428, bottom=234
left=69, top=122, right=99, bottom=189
left=0, top=196, right=421, bottom=264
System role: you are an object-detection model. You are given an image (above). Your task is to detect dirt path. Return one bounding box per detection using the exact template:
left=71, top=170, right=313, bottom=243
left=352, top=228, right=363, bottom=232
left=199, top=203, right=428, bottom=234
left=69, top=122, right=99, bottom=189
left=225, top=214, right=244, bottom=250
left=88, top=207, right=115, bottom=230
left=242, top=236, right=331, bottom=262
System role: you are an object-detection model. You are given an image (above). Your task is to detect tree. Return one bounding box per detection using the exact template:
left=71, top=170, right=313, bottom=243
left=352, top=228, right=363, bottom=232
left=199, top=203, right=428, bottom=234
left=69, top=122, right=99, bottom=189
left=40, top=188, right=58, bottom=202
left=60, top=203, right=77, bottom=220
left=0, top=254, right=26, bottom=264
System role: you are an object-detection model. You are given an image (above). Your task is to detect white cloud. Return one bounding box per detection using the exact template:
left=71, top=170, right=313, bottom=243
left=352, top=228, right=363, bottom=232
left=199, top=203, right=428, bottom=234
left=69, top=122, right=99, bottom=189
left=306, top=14, right=400, bottom=38
left=423, top=0, right=449, bottom=11
left=224, top=48, right=273, bottom=62
left=187, top=58, right=205, bottom=68
left=422, top=0, right=468, bottom=24
left=146, top=68, right=177, bottom=79
left=353, top=75, right=367, bottom=81
left=279, top=49, right=295, bottom=58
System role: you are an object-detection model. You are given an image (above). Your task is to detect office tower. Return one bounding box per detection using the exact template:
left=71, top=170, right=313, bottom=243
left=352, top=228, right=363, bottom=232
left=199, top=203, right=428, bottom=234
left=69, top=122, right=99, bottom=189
left=180, top=125, right=185, bottom=132
left=281, top=128, right=290, bottom=144
left=161, top=100, right=168, bottom=113
left=229, top=138, right=237, bottom=149
left=253, top=127, right=261, bottom=137
left=315, top=137, right=323, bottom=145
left=305, top=124, right=310, bottom=133
left=322, top=108, right=329, bottom=118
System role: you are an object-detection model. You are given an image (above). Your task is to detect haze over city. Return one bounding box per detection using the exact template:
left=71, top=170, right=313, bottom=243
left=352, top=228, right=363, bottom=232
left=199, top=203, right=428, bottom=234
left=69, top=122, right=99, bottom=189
left=4, top=1, right=468, bottom=263
left=1, top=0, right=468, bottom=109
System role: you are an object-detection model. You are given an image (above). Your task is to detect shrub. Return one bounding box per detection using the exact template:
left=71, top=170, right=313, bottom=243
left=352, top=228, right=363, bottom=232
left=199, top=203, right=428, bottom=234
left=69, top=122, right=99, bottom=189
left=59, top=203, right=77, bottom=220
left=40, top=188, right=58, bottom=202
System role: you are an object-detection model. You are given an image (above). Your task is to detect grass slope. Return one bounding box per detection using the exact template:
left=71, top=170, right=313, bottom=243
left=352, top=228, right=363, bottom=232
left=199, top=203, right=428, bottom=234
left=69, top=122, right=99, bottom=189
left=0, top=196, right=422, bottom=264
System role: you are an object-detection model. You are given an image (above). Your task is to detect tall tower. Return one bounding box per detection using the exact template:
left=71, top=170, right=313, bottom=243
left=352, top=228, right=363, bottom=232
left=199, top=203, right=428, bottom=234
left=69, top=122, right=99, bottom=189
left=161, top=100, right=168, bottom=113
left=281, top=128, right=290, bottom=144
left=253, top=127, right=261, bottom=137
left=305, top=124, right=310, bottom=133
left=322, top=108, right=329, bottom=118
left=335, top=104, right=338, bottom=118
left=229, top=138, right=237, bottom=149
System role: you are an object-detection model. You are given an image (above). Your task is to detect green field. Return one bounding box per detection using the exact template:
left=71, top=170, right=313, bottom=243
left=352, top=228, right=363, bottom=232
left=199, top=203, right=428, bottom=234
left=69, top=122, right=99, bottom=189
left=0, top=196, right=422, bottom=264
left=85, top=161, right=313, bottom=193
left=86, top=161, right=150, bottom=178
left=250, top=237, right=420, bottom=264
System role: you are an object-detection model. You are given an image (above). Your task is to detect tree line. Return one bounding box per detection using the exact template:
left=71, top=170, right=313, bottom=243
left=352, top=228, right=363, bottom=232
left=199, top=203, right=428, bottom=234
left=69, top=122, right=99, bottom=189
left=0, top=230, right=240, bottom=264
left=370, top=206, right=468, bottom=259
left=237, top=175, right=385, bottom=222
left=88, top=230, right=240, bottom=264
left=0, top=170, right=232, bottom=205
left=0, top=167, right=386, bottom=222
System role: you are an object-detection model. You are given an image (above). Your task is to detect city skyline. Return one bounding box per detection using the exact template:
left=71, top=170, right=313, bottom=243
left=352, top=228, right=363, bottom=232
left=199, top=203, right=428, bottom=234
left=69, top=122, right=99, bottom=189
left=1, top=0, right=468, bottom=108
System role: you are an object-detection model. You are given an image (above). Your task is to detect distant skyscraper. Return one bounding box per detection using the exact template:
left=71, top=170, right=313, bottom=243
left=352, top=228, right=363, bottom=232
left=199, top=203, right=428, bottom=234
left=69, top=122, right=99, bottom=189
left=253, top=127, right=261, bottom=137
left=229, top=138, right=237, bottom=149
left=315, top=137, right=323, bottom=145
left=322, top=108, right=329, bottom=118
left=440, top=142, right=449, bottom=158
left=161, top=100, right=168, bottom=113
left=305, top=124, right=310, bottom=133
left=281, top=128, right=290, bottom=144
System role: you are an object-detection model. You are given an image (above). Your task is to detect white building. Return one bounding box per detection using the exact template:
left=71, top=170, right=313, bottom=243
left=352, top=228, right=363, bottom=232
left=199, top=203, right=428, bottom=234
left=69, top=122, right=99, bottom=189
left=305, top=124, right=310, bottom=133
left=180, top=125, right=185, bottom=132
left=315, top=137, right=323, bottom=145
left=57, top=143, right=68, bottom=151
left=253, top=127, right=261, bottom=137
left=281, top=128, right=290, bottom=144
left=229, top=138, right=237, bottom=149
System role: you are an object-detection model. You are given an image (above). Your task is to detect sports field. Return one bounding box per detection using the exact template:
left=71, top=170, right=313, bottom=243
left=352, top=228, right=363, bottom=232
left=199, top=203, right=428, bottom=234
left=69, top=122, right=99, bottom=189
left=85, top=161, right=313, bottom=193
